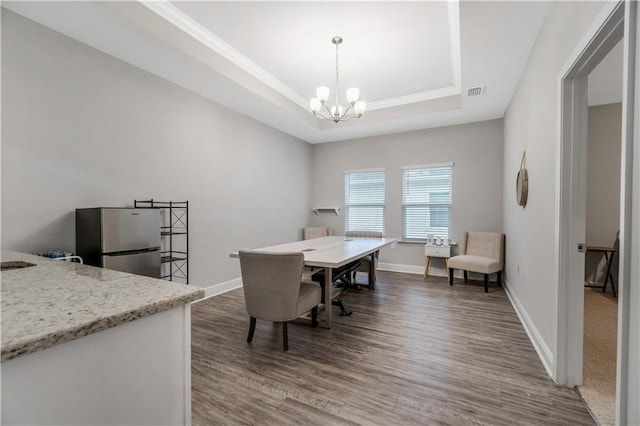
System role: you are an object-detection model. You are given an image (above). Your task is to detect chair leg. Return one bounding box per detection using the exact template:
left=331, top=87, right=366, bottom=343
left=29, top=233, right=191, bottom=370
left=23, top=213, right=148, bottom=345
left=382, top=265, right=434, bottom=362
left=282, top=322, right=288, bottom=352
left=449, top=268, right=454, bottom=286
left=497, top=271, right=503, bottom=286
left=311, top=306, right=319, bottom=328
left=484, top=274, right=489, bottom=293
left=247, top=317, right=256, bottom=343
left=463, top=270, right=468, bottom=281
left=332, top=299, right=353, bottom=316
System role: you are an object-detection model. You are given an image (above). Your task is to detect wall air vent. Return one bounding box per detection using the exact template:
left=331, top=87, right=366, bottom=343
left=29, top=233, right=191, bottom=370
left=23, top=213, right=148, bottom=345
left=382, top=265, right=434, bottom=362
left=466, top=85, right=485, bottom=97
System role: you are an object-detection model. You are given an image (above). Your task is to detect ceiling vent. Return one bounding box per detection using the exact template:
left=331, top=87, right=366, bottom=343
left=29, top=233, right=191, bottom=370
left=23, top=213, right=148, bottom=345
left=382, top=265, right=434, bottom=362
left=466, top=85, right=485, bottom=97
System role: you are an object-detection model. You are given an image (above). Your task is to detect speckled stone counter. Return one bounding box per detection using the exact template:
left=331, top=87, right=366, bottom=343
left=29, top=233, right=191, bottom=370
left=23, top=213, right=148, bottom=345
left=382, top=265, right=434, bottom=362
left=1, top=251, right=203, bottom=362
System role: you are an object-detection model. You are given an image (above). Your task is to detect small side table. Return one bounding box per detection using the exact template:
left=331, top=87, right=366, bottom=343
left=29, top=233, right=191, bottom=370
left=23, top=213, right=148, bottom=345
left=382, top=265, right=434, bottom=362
left=424, top=244, right=452, bottom=278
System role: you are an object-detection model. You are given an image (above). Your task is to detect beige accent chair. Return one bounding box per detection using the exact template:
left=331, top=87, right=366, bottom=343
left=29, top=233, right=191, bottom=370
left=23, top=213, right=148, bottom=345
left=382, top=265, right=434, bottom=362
left=239, top=250, right=321, bottom=351
left=345, top=231, right=383, bottom=290
left=303, top=227, right=332, bottom=240
left=448, top=231, right=505, bottom=293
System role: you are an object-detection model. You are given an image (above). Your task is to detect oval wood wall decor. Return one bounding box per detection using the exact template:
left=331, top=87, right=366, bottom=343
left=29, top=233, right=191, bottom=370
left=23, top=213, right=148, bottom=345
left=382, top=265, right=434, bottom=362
left=516, top=152, right=528, bottom=207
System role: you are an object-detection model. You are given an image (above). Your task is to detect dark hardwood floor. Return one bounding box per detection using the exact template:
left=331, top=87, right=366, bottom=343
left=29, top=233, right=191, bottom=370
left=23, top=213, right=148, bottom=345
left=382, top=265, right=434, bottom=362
left=191, top=271, right=594, bottom=425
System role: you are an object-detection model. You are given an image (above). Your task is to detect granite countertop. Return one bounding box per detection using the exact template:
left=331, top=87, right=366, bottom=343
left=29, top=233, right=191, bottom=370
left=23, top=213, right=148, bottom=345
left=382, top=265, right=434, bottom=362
left=1, top=251, right=204, bottom=362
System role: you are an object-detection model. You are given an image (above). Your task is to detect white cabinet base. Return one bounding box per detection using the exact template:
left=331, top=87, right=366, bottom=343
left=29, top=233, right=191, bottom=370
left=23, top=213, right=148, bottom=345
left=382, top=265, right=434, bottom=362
left=1, top=305, right=192, bottom=425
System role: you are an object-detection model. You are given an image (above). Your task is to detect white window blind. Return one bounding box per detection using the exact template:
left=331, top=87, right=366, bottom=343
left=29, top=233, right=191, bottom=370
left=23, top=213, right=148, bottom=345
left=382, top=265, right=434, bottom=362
left=344, top=170, right=385, bottom=234
left=402, top=164, right=452, bottom=240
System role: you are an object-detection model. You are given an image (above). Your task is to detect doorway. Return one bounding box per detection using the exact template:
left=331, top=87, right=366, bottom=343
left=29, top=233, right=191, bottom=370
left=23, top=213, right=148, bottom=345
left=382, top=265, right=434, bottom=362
left=580, top=45, right=624, bottom=423
left=557, top=1, right=637, bottom=425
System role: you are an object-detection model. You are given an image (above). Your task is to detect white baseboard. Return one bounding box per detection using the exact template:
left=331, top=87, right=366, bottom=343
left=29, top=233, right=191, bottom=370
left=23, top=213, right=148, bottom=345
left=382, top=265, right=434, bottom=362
left=193, top=278, right=243, bottom=303
left=378, top=262, right=424, bottom=275
left=377, top=262, right=462, bottom=278
left=503, top=280, right=554, bottom=378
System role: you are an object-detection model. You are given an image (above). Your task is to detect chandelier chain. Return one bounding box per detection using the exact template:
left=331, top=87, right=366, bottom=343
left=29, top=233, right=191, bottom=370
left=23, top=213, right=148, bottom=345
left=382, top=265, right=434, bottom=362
left=335, top=38, right=340, bottom=110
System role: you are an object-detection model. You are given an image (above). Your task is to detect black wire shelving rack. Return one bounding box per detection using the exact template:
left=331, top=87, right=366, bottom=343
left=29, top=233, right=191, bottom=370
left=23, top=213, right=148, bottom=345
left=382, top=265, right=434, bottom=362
left=134, top=199, right=189, bottom=284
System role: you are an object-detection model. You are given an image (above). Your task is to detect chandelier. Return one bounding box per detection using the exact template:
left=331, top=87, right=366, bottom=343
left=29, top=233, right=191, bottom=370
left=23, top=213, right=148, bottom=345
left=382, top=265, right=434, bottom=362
left=310, top=36, right=366, bottom=123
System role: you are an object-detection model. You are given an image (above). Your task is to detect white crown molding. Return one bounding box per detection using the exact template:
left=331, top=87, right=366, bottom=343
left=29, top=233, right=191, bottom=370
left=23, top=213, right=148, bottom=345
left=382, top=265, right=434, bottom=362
left=448, top=0, right=462, bottom=94
left=367, top=86, right=461, bottom=111
left=140, top=0, right=309, bottom=109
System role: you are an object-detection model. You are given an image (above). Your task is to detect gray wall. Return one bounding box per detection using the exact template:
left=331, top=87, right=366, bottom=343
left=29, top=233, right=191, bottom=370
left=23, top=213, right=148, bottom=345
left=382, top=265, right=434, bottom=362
left=1, top=10, right=312, bottom=288
left=502, top=1, right=607, bottom=365
left=586, top=103, right=621, bottom=284
left=310, top=119, right=503, bottom=273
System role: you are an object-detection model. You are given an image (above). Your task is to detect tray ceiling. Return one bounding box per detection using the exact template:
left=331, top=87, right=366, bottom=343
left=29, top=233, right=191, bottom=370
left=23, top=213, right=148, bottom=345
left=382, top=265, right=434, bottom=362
left=3, top=1, right=554, bottom=143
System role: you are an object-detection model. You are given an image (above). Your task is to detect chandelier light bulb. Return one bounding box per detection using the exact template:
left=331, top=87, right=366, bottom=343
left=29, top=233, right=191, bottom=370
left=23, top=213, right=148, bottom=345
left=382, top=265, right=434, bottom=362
left=316, top=86, right=330, bottom=103
left=310, top=98, right=322, bottom=113
left=354, top=101, right=367, bottom=116
left=309, top=36, right=365, bottom=123
left=346, top=88, right=360, bottom=104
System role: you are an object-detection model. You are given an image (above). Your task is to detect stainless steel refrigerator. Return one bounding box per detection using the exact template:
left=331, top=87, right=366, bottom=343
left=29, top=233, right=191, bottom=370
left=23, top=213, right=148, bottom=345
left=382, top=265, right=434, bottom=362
left=76, top=208, right=161, bottom=278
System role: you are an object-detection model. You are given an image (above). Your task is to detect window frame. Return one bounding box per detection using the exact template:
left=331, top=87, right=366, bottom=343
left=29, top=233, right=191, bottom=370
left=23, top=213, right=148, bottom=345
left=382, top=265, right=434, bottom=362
left=401, top=162, right=453, bottom=242
left=344, top=168, right=386, bottom=235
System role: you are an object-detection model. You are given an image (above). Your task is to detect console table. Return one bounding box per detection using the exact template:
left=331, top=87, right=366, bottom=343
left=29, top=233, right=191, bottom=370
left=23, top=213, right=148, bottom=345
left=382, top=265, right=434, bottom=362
left=424, top=244, right=453, bottom=278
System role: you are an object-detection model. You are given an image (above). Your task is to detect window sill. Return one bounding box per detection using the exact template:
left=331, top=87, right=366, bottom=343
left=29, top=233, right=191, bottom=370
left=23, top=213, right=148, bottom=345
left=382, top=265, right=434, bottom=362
left=398, top=240, right=458, bottom=247
left=398, top=240, right=427, bottom=245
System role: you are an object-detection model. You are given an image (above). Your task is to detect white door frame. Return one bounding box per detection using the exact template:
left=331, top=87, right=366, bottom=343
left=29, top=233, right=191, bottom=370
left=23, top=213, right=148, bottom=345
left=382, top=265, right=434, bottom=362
left=556, top=1, right=637, bottom=424
left=615, top=1, right=638, bottom=423
left=556, top=0, right=624, bottom=387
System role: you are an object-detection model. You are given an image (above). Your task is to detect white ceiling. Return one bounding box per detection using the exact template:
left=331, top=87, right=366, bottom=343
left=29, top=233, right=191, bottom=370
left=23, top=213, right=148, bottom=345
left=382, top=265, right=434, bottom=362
left=4, top=1, right=556, bottom=144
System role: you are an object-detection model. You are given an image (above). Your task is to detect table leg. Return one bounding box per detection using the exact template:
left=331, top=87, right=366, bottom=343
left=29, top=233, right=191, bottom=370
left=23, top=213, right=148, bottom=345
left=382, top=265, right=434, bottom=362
left=369, top=250, right=379, bottom=291
left=424, top=256, right=431, bottom=279
left=321, top=267, right=332, bottom=328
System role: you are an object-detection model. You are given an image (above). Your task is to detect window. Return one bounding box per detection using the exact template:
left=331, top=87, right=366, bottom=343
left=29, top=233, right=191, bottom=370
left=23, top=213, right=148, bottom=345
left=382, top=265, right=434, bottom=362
left=402, top=163, right=453, bottom=240
left=344, top=169, right=385, bottom=234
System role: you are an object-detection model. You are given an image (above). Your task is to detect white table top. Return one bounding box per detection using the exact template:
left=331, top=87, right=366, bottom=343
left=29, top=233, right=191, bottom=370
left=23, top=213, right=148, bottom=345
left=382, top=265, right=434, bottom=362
left=232, top=236, right=396, bottom=268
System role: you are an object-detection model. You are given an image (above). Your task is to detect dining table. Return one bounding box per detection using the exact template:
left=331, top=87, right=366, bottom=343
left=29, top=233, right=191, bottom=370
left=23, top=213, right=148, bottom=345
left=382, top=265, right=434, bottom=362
left=231, top=236, right=396, bottom=328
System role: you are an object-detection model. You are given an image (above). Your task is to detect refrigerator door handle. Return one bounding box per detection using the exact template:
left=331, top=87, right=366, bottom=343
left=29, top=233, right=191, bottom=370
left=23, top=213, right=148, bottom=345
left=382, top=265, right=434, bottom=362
left=104, top=247, right=161, bottom=257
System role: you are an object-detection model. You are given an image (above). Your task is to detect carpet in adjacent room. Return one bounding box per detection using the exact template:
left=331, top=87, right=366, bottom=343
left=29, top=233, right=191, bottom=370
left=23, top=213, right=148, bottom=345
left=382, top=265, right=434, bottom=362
left=579, top=289, right=617, bottom=426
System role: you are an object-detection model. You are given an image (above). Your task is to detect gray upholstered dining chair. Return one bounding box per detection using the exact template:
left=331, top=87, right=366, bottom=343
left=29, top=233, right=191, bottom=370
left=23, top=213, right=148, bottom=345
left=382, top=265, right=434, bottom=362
left=303, top=226, right=332, bottom=240
left=238, top=250, right=321, bottom=351
left=345, top=231, right=383, bottom=289
left=447, top=231, right=505, bottom=293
